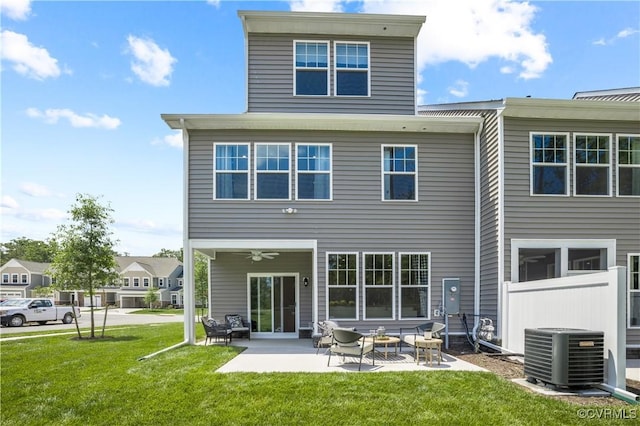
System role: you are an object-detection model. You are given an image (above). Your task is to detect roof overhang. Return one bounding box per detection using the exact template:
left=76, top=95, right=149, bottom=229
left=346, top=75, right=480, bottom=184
left=237, top=10, right=425, bottom=37
left=161, top=113, right=482, bottom=134
left=503, top=97, right=640, bottom=121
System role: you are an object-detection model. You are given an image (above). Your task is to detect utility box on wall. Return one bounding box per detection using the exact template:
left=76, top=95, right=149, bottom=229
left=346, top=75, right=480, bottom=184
left=443, top=278, right=460, bottom=315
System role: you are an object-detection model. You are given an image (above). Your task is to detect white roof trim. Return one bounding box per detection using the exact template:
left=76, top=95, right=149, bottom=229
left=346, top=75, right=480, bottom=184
left=503, top=97, right=639, bottom=121
left=161, top=113, right=481, bottom=134
left=238, top=10, right=425, bottom=37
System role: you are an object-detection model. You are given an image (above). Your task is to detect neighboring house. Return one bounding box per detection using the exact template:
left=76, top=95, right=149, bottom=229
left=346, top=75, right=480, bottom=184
left=0, top=259, right=52, bottom=299
left=1, top=256, right=183, bottom=308
left=162, top=10, right=639, bottom=353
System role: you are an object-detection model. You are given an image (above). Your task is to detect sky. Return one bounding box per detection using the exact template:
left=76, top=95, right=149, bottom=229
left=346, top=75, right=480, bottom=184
left=1, top=0, right=639, bottom=256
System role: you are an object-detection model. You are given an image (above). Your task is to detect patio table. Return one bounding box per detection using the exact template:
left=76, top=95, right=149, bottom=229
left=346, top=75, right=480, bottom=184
left=411, top=336, right=442, bottom=367
left=363, top=336, right=401, bottom=359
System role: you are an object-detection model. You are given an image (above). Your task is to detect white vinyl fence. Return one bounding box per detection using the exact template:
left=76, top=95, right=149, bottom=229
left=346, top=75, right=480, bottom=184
left=502, top=266, right=626, bottom=389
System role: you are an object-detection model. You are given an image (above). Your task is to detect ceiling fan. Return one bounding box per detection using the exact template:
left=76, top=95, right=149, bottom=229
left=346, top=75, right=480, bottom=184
left=519, top=255, right=545, bottom=265
left=233, top=250, right=280, bottom=261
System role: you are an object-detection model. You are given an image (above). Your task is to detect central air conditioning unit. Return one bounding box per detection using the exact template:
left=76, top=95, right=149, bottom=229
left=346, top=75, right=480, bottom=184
left=524, top=328, right=604, bottom=388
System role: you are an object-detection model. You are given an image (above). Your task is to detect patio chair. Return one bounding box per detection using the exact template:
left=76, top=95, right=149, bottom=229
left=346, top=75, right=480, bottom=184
left=400, top=322, right=446, bottom=351
left=327, top=329, right=375, bottom=371
left=225, top=314, right=251, bottom=340
left=314, top=320, right=340, bottom=354
left=202, top=317, right=232, bottom=346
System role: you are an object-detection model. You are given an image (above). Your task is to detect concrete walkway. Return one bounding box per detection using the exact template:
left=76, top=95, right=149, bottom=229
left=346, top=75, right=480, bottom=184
left=214, top=338, right=488, bottom=373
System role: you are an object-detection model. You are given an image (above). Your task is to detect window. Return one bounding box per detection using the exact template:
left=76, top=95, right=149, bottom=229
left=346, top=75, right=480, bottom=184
left=335, top=42, right=369, bottom=96
left=179, top=280, right=183, bottom=287
left=11, top=274, right=18, bottom=283
left=159, top=278, right=164, bottom=287
left=530, top=133, right=569, bottom=195
left=214, top=143, right=249, bottom=199
left=518, top=248, right=559, bottom=282
left=255, top=144, right=290, bottom=200
left=296, top=144, right=331, bottom=200
left=133, top=278, right=140, bottom=287
left=143, top=278, right=149, bottom=287
left=327, top=253, right=358, bottom=319
left=574, top=133, right=611, bottom=196
left=629, top=254, right=640, bottom=328
left=2, top=274, right=8, bottom=283
left=568, top=248, right=606, bottom=272
left=21, top=274, right=28, bottom=284
left=399, top=253, right=430, bottom=319
left=618, top=135, right=640, bottom=196
left=123, top=278, right=130, bottom=287
left=363, top=253, right=394, bottom=319
left=294, top=41, right=329, bottom=96
left=382, top=145, right=417, bottom=200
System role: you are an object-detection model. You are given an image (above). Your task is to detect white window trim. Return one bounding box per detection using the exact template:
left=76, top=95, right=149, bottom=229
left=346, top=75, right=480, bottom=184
left=511, top=239, right=616, bottom=283
left=398, top=252, right=431, bottom=320
left=21, top=273, right=28, bottom=284
left=254, top=143, right=291, bottom=201
left=381, top=144, right=419, bottom=202
left=143, top=277, right=150, bottom=287
left=295, top=143, right=333, bottom=201
left=2, top=274, right=8, bottom=283
left=123, top=278, right=130, bottom=287
left=159, top=278, right=164, bottom=287
left=133, top=278, right=140, bottom=287
left=628, top=253, right=640, bottom=328
left=529, top=132, right=570, bottom=197
left=213, top=143, right=250, bottom=200
left=616, top=134, right=640, bottom=198
left=362, top=252, right=395, bottom=321
left=326, top=252, right=359, bottom=320
left=573, top=133, right=612, bottom=197
left=293, top=40, right=330, bottom=97
left=11, top=273, right=18, bottom=283
left=333, top=41, right=371, bottom=97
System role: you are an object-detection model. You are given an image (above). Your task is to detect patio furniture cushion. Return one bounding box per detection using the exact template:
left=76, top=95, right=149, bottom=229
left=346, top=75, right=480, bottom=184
left=201, top=317, right=232, bottom=346
left=225, top=314, right=251, bottom=340
left=327, top=329, right=375, bottom=371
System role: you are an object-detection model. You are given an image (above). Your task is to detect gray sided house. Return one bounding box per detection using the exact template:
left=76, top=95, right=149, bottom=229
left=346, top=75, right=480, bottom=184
left=116, top=256, right=184, bottom=308
left=0, top=259, right=52, bottom=299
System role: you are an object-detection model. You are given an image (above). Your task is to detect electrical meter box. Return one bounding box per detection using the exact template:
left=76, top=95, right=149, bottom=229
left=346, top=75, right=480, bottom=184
left=443, top=278, right=460, bottom=315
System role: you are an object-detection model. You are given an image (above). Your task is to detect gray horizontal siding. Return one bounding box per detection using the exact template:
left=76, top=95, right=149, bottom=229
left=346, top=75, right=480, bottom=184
left=247, top=33, right=416, bottom=114
left=189, top=129, right=476, bottom=331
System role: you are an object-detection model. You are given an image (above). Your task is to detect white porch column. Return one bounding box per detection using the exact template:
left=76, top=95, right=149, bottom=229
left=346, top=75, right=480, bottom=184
left=183, top=243, right=195, bottom=344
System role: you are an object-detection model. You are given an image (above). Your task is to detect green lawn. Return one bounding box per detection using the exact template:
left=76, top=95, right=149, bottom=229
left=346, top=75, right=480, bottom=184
left=0, top=323, right=627, bottom=425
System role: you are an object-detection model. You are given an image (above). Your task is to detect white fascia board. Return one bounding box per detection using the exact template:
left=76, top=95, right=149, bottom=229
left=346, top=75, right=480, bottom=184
left=161, top=113, right=482, bottom=134
left=503, top=98, right=640, bottom=121
left=238, top=10, right=425, bottom=37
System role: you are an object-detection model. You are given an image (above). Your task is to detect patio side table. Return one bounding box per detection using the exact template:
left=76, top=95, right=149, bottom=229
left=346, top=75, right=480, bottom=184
left=413, top=337, right=443, bottom=367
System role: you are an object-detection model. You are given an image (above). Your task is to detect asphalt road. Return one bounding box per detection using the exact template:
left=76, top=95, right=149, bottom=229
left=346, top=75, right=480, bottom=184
left=0, top=308, right=185, bottom=335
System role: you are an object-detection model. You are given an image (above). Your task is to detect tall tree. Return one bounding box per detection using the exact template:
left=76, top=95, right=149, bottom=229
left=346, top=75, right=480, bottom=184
left=0, top=237, right=57, bottom=265
left=48, top=194, right=119, bottom=339
left=152, top=248, right=183, bottom=262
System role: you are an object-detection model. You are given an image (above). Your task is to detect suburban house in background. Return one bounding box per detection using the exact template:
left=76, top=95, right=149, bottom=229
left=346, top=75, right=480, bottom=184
left=162, top=9, right=639, bottom=371
left=0, top=256, right=184, bottom=308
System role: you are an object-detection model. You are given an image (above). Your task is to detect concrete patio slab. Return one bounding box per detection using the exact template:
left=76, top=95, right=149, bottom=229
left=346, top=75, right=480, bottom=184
left=213, top=339, right=488, bottom=373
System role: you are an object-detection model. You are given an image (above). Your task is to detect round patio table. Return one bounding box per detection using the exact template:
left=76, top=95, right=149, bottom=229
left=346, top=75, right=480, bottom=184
left=363, top=336, right=401, bottom=359
left=412, top=337, right=443, bottom=367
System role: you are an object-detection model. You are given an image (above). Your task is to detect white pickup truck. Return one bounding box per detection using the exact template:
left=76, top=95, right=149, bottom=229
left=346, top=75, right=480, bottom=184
left=0, top=298, right=81, bottom=327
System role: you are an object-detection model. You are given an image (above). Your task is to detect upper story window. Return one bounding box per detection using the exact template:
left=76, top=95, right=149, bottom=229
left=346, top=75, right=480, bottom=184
left=255, top=144, right=290, bottom=200
left=574, top=134, right=611, bottom=196
left=294, top=41, right=329, bottom=96
left=617, top=135, right=640, bottom=197
left=159, top=278, right=164, bottom=287
left=382, top=145, right=417, bottom=201
left=21, top=274, right=28, bottom=284
left=133, top=278, right=140, bottom=287
left=214, top=143, right=249, bottom=200
left=2, top=274, right=8, bottom=283
left=11, top=274, right=18, bottom=283
left=335, top=42, right=369, bottom=96
left=531, top=133, right=569, bottom=196
left=143, top=277, right=150, bottom=287
left=296, top=144, right=332, bottom=200
left=123, top=278, right=130, bottom=287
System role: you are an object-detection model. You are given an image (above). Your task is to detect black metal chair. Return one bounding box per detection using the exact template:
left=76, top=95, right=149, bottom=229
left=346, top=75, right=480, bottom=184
left=201, top=318, right=232, bottom=346
left=225, top=314, right=251, bottom=340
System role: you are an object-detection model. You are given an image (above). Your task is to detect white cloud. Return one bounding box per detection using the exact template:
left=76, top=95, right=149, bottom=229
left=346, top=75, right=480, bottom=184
left=448, top=80, right=469, bottom=98
left=617, top=28, right=639, bottom=39
left=1, top=0, right=31, bottom=20
left=116, top=218, right=182, bottom=235
left=26, top=107, right=121, bottom=129
left=289, top=0, right=344, bottom=12
left=206, top=0, right=221, bottom=8
left=357, top=0, right=552, bottom=80
left=1, top=195, right=19, bottom=209
left=2, top=205, right=67, bottom=222
left=126, top=35, right=177, bottom=87
left=594, top=27, right=640, bottom=46
left=20, top=182, right=53, bottom=197
left=152, top=130, right=183, bottom=149
left=0, top=30, right=62, bottom=80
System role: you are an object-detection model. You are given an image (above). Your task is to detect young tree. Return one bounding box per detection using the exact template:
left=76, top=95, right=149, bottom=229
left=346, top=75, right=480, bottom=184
left=144, top=288, right=159, bottom=309
left=194, top=252, right=209, bottom=313
left=48, top=194, right=119, bottom=339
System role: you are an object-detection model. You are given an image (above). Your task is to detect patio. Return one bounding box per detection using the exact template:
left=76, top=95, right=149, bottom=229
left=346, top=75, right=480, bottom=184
left=211, top=338, right=488, bottom=373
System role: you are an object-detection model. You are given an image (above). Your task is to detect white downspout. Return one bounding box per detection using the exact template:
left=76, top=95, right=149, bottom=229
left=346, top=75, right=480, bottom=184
left=473, top=118, right=484, bottom=338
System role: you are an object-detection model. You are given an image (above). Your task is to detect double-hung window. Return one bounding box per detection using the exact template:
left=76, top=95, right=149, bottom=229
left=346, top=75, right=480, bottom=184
left=294, top=41, right=329, bottom=96
left=2, top=274, right=8, bottom=283
left=123, top=278, right=130, bottom=287
left=574, top=133, right=611, bottom=196
left=296, top=144, right=332, bottom=200
left=21, top=274, right=28, bottom=284
left=255, top=144, right=290, bottom=200
left=617, top=135, right=640, bottom=196
left=133, top=278, right=140, bottom=287
left=327, top=253, right=358, bottom=320
left=143, top=278, right=149, bottom=287
left=335, top=42, right=369, bottom=96
left=629, top=254, right=640, bottom=327
left=382, top=145, right=417, bottom=200
left=214, top=143, right=249, bottom=199
left=11, top=274, right=18, bottom=283
left=530, top=133, right=569, bottom=195
left=399, top=253, right=430, bottom=319
left=363, top=253, right=394, bottom=319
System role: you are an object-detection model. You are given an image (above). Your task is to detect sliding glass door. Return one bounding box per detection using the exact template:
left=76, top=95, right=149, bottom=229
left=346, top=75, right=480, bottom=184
left=249, top=274, right=297, bottom=335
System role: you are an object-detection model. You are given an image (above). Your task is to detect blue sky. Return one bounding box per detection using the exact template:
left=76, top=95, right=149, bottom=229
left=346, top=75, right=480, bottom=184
left=1, top=0, right=639, bottom=256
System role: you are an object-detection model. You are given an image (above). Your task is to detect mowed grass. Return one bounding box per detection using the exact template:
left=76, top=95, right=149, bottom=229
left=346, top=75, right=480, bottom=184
left=0, top=323, right=624, bottom=426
